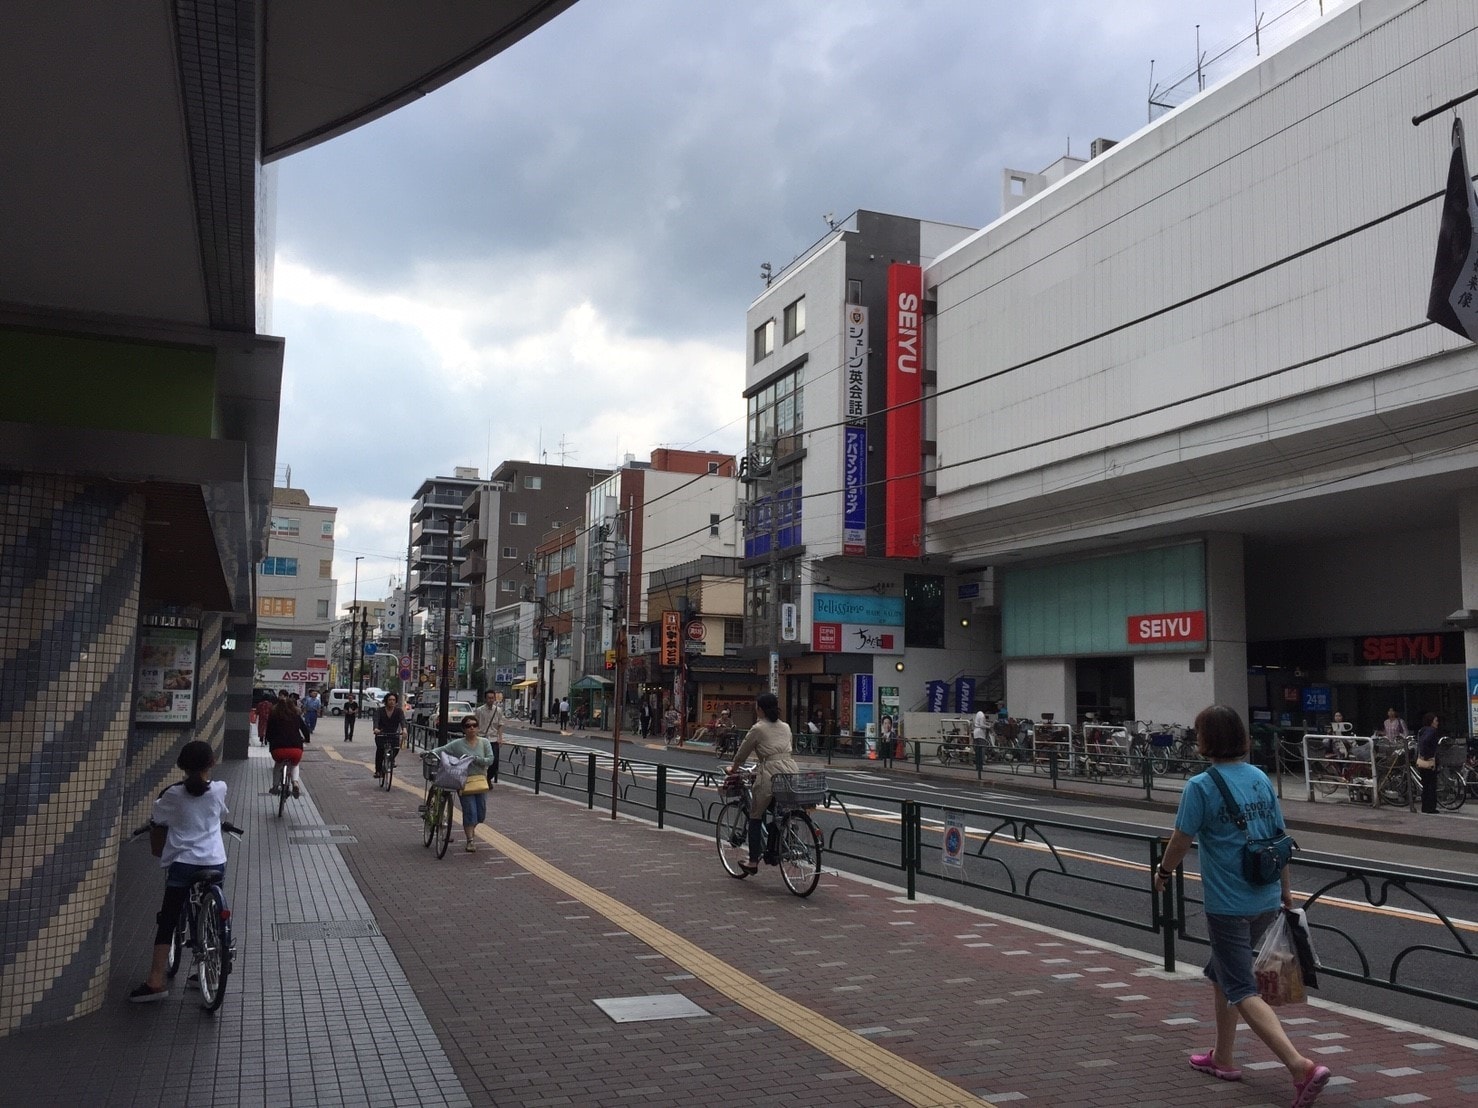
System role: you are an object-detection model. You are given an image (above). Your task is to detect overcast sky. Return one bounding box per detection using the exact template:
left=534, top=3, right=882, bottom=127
left=269, top=0, right=1339, bottom=605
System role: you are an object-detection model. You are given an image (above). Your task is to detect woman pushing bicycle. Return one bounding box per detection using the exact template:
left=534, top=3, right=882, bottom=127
left=725, top=691, right=799, bottom=875
left=431, top=716, right=498, bottom=852
left=129, top=741, right=229, bottom=1003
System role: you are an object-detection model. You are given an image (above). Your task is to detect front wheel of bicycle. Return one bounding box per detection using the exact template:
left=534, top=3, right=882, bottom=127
left=435, top=790, right=454, bottom=858
left=1436, top=767, right=1466, bottom=811
left=1312, top=762, right=1343, bottom=797
left=382, top=753, right=396, bottom=792
left=277, top=770, right=290, bottom=818
left=197, top=889, right=229, bottom=1012
left=715, top=800, right=750, bottom=877
left=778, top=812, right=822, bottom=897
left=165, top=908, right=188, bottom=978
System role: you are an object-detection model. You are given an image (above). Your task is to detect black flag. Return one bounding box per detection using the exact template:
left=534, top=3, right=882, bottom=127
left=1426, top=117, right=1478, bottom=342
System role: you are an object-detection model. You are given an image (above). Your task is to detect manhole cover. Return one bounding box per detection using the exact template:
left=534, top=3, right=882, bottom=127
left=593, top=994, right=709, bottom=1023
left=275, top=920, right=381, bottom=941
left=291, top=835, right=358, bottom=844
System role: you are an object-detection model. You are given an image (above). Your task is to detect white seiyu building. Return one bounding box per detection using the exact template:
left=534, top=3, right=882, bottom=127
left=927, top=0, right=1478, bottom=735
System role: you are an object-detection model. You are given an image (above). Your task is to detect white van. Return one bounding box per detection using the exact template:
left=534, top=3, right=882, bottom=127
left=327, top=687, right=388, bottom=714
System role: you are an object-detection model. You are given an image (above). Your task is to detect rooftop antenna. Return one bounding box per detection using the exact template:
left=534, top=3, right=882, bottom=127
left=556, top=434, right=578, bottom=464
left=760, top=262, right=772, bottom=286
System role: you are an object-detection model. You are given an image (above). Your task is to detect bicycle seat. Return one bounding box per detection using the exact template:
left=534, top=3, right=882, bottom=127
left=194, top=869, right=224, bottom=885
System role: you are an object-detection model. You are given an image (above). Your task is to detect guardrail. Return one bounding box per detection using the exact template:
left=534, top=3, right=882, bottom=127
left=487, top=738, right=1478, bottom=1014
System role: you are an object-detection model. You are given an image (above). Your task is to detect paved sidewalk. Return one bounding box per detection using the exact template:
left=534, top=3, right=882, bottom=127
left=3, top=735, right=1474, bottom=1106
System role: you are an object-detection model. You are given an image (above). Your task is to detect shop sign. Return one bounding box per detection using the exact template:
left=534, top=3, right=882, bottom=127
left=1359, top=634, right=1446, bottom=663
left=955, top=677, right=975, bottom=713
left=660, top=610, right=681, bottom=667
left=842, top=304, right=868, bottom=556
left=1126, top=610, right=1206, bottom=645
left=926, top=680, right=948, bottom=712
left=135, top=626, right=199, bottom=725
left=1302, top=686, right=1332, bottom=713
left=884, top=263, right=923, bottom=558
left=812, top=622, right=898, bottom=653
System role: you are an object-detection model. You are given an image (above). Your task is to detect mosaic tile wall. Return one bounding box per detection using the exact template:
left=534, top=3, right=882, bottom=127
left=0, top=473, right=143, bottom=1035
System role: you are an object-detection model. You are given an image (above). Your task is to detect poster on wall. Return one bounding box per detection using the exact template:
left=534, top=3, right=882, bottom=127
left=135, top=626, right=200, bottom=725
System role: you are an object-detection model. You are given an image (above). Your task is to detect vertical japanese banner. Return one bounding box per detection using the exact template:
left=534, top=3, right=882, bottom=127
left=885, top=263, right=923, bottom=557
left=955, top=677, right=976, bottom=714
left=842, top=304, right=868, bottom=554
left=853, top=672, right=874, bottom=733
left=926, top=680, right=948, bottom=713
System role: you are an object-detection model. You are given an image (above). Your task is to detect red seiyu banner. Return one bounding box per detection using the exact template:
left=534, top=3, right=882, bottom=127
left=1126, top=610, right=1206, bottom=645
left=885, top=262, right=923, bottom=557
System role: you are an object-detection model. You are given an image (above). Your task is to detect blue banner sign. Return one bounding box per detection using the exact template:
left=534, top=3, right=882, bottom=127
left=813, top=593, right=904, bottom=626
left=843, top=426, right=867, bottom=555
left=1301, top=685, right=1332, bottom=713
left=854, top=673, right=874, bottom=704
left=926, top=680, right=948, bottom=712
left=955, top=677, right=975, bottom=714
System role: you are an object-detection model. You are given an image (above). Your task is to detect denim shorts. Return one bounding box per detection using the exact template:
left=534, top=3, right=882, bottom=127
left=460, top=792, right=487, bottom=826
left=1204, top=910, right=1277, bottom=1004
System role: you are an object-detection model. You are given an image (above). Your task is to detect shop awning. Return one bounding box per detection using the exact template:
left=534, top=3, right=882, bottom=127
left=570, top=674, right=614, bottom=691
left=510, top=677, right=539, bottom=689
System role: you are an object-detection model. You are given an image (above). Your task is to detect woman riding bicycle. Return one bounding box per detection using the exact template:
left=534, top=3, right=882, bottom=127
left=130, top=740, right=229, bottom=1003
left=431, top=716, right=498, bottom=852
left=373, top=692, right=407, bottom=780
left=725, top=691, right=799, bottom=875
left=266, top=694, right=311, bottom=797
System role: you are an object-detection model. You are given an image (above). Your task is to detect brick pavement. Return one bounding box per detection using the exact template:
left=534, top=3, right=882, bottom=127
left=2, top=733, right=1474, bottom=1107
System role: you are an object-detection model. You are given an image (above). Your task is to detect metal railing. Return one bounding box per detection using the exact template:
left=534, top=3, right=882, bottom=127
left=485, top=739, right=1478, bottom=1014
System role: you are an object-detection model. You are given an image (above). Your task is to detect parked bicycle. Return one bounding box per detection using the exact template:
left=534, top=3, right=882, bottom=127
left=419, top=753, right=456, bottom=858
left=130, top=821, right=243, bottom=1011
left=715, top=765, right=824, bottom=897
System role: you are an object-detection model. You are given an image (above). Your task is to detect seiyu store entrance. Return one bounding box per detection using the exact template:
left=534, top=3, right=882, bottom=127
left=1075, top=657, right=1133, bottom=725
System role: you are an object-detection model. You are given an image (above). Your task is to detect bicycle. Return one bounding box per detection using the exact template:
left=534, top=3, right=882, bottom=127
left=269, top=752, right=303, bottom=818
left=1435, top=739, right=1468, bottom=812
left=715, top=765, right=824, bottom=897
left=131, top=821, right=243, bottom=1012
left=419, top=753, right=456, bottom=858
left=377, top=735, right=401, bottom=791
left=1378, top=743, right=1421, bottom=807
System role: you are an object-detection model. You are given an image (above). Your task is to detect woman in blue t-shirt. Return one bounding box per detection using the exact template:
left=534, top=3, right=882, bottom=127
left=1153, top=706, right=1331, bottom=1107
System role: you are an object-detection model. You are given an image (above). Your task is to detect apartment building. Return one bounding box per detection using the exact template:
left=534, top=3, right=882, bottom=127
left=255, top=486, right=337, bottom=692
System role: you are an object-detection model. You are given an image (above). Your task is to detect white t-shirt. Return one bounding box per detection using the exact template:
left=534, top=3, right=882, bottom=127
left=152, top=779, right=229, bottom=867
left=973, top=710, right=989, bottom=741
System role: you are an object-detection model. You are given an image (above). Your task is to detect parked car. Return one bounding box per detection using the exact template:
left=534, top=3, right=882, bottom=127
left=413, top=699, right=475, bottom=731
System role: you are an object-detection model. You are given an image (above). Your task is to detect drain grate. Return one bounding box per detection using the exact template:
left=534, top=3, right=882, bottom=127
left=593, top=994, right=710, bottom=1023
left=275, top=920, right=381, bottom=941
left=290, top=834, right=358, bottom=844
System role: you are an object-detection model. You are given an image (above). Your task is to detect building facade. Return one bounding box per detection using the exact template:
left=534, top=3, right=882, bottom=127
left=926, top=0, right=1478, bottom=735
left=254, top=485, right=336, bottom=692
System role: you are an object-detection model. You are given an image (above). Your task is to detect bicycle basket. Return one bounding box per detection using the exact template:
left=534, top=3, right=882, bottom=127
left=771, top=771, right=826, bottom=808
left=1149, top=731, right=1176, bottom=748
left=1437, top=741, right=1467, bottom=769
left=420, top=752, right=441, bottom=782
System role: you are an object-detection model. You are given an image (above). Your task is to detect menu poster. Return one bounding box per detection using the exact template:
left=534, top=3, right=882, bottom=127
left=135, top=626, right=200, bottom=725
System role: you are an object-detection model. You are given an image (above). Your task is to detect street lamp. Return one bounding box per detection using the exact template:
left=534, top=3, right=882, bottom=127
left=438, top=508, right=459, bottom=744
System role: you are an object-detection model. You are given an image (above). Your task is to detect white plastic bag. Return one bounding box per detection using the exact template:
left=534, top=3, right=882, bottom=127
left=433, top=751, right=473, bottom=791
left=1253, top=911, right=1306, bottom=1006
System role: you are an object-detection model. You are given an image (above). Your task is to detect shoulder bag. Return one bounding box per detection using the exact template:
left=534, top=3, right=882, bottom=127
left=1205, top=766, right=1297, bottom=886
left=433, top=751, right=474, bottom=791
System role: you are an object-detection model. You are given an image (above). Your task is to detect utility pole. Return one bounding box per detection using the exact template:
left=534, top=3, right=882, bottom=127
left=357, top=607, right=368, bottom=703
left=610, top=570, right=626, bottom=820
left=765, top=437, right=780, bottom=697
left=438, top=507, right=459, bottom=745
left=348, top=555, right=362, bottom=693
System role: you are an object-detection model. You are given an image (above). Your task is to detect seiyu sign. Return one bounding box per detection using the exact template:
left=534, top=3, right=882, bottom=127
left=811, top=592, right=904, bottom=654
left=842, top=304, right=867, bottom=556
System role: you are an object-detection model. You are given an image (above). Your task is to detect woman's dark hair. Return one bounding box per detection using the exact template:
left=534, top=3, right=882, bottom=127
left=756, top=691, right=780, bottom=723
left=1193, top=705, right=1249, bottom=759
left=176, top=740, right=216, bottom=796
left=271, top=696, right=297, bottom=722
left=1422, top=711, right=1438, bottom=728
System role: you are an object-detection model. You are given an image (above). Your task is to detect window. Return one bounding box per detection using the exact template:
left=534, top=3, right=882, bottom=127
left=524, top=475, right=542, bottom=490
left=904, top=574, right=944, bottom=650
left=259, top=556, right=298, bottom=576
left=846, top=279, right=863, bottom=304
left=267, top=638, right=293, bottom=656
left=258, top=596, right=296, bottom=618
left=724, top=618, right=744, bottom=646
left=319, top=558, right=332, bottom=578
left=269, top=516, right=300, bottom=537
left=501, top=580, right=518, bottom=593
left=707, top=461, right=720, bottom=474
left=509, top=511, right=528, bottom=526
left=320, top=520, right=334, bottom=537
left=313, top=640, right=327, bottom=657
left=316, top=599, right=330, bottom=619
left=746, top=363, right=805, bottom=454
left=502, top=546, right=517, bottom=559
left=783, top=296, right=806, bottom=343
left=709, top=513, right=721, bottom=536
left=753, top=318, right=774, bottom=361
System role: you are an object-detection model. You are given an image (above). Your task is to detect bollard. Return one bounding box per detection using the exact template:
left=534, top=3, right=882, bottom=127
left=903, top=800, right=918, bottom=900
left=1049, top=750, right=1059, bottom=788
left=1142, top=749, right=1153, bottom=801
left=586, top=752, right=597, bottom=809
left=533, top=747, right=543, bottom=795
left=656, top=763, right=667, bottom=829
left=975, top=737, right=984, bottom=780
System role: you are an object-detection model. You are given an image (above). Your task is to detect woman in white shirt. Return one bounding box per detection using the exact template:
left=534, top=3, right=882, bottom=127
left=130, top=741, right=229, bottom=1002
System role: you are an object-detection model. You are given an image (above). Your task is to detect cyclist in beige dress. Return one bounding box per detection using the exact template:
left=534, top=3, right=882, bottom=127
left=727, top=691, right=799, bottom=874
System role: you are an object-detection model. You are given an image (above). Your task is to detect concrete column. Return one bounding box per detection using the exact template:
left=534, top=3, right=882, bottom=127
left=1004, top=658, right=1073, bottom=722
left=1206, top=532, right=1249, bottom=718
left=1456, top=491, right=1478, bottom=735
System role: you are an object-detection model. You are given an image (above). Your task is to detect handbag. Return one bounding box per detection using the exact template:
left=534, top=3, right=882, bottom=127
left=1415, top=755, right=1436, bottom=770
left=1206, top=766, right=1296, bottom=886
left=433, top=751, right=474, bottom=791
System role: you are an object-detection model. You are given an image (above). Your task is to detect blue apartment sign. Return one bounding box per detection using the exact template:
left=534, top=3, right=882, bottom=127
left=1301, top=685, right=1331, bottom=713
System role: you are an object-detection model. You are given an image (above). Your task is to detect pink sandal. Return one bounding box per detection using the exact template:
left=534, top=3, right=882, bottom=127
left=1189, top=1049, right=1241, bottom=1081
left=1291, top=1063, right=1331, bottom=1107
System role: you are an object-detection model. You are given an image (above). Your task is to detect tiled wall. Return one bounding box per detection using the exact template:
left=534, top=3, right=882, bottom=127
left=0, top=474, right=143, bottom=1034
left=0, top=473, right=239, bottom=1036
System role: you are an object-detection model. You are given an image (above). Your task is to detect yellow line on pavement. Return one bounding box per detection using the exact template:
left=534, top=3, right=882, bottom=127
left=322, top=744, right=994, bottom=1108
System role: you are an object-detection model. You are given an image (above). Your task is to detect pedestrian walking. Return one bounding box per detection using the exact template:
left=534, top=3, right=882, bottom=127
left=474, top=690, right=505, bottom=781
left=1152, top=704, right=1331, bottom=1107
left=302, top=688, right=322, bottom=735
left=663, top=705, right=679, bottom=746
left=639, top=701, right=653, bottom=739
left=1415, top=712, right=1440, bottom=814
left=558, top=696, right=570, bottom=730
left=431, top=717, right=497, bottom=852
left=255, top=690, right=276, bottom=744
left=343, top=698, right=358, bottom=741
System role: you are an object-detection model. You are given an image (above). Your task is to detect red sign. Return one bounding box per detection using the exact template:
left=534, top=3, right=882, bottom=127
left=812, top=623, right=841, bottom=652
left=1360, top=634, right=1445, bottom=663
left=686, top=619, right=707, bottom=641
left=306, top=658, right=328, bottom=670
left=1127, top=610, right=1206, bottom=645
left=660, top=610, right=681, bottom=667
left=884, top=262, right=923, bottom=558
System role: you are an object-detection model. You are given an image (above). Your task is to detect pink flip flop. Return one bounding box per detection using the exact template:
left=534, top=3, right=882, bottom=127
left=1291, top=1063, right=1331, bottom=1108
left=1189, top=1049, right=1241, bottom=1081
